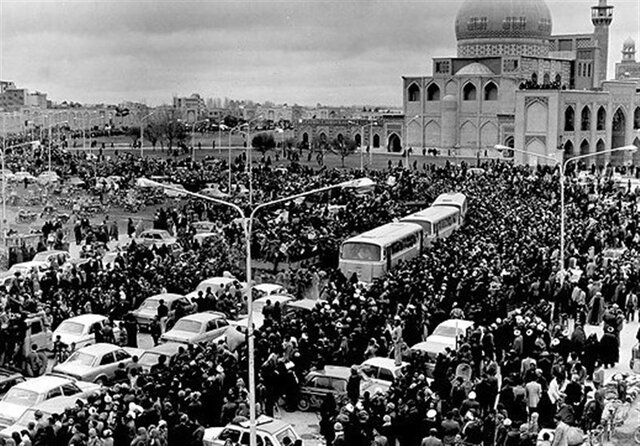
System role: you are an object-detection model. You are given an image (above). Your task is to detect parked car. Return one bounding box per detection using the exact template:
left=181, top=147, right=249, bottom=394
left=135, top=229, right=177, bottom=248
left=411, top=319, right=474, bottom=360
left=186, top=277, right=240, bottom=300
left=32, top=250, right=70, bottom=265
left=253, top=283, right=287, bottom=298
left=203, top=415, right=300, bottom=446
left=297, top=366, right=387, bottom=412
left=160, top=312, right=230, bottom=345
left=9, top=261, right=49, bottom=280
left=52, top=314, right=120, bottom=351
left=13, top=171, right=35, bottom=183
left=52, top=343, right=141, bottom=384
left=191, top=221, right=218, bottom=234
left=0, top=396, right=80, bottom=440
left=359, top=357, right=409, bottom=385
left=37, top=172, right=61, bottom=185
left=20, top=315, right=53, bottom=357
left=0, top=370, right=24, bottom=399
left=131, top=293, right=195, bottom=330
left=234, top=295, right=293, bottom=330
left=138, top=343, right=186, bottom=373
left=0, top=375, right=100, bottom=429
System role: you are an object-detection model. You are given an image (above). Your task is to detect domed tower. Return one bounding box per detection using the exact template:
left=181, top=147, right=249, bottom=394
left=591, top=0, right=613, bottom=85
left=622, top=37, right=636, bottom=62
left=455, top=0, right=553, bottom=58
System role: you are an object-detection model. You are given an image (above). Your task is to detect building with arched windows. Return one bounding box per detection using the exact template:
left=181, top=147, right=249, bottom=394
left=403, top=0, right=640, bottom=165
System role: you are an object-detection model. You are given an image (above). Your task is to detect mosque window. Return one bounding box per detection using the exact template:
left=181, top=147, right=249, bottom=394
left=467, top=17, right=487, bottom=31
left=597, top=107, right=606, bottom=131
left=407, top=83, right=420, bottom=102
left=538, top=18, right=551, bottom=32
left=427, top=84, right=441, bottom=101
left=463, top=83, right=477, bottom=101
left=483, top=82, right=498, bottom=101
left=564, top=107, right=575, bottom=132
left=435, top=61, right=451, bottom=74
left=503, top=16, right=527, bottom=32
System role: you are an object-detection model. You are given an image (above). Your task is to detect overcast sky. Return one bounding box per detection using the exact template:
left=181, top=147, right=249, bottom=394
left=1, top=0, right=638, bottom=107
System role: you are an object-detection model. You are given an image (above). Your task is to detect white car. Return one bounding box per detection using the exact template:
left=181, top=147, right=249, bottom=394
left=37, top=172, right=60, bottom=185
left=53, top=343, right=141, bottom=384
left=0, top=376, right=100, bottom=429
left=0, top=396, right=80, bottom=440
left=160, top=312, right=230, bottom=345
left=164, top=183, right=188, bottom=198
left=52, top=314, right=120, bottom=350
left=13, top=171, right=35, bottom=183
left=8, top=261, right=49, bottom=279
left=253, top=283, right=287, bottom=298
left=360, top=357, right=410, bottom=385
left=32, top=250, right=70, bottom=265
left=186, top=276, right=241, bottom=300
left=411, top=319, right=474, bottom=360
left=134, top=229, right=177, bottom=248
left=204, top=416, right=300, bottom=446
left=233, top=294, right=293, bottom=330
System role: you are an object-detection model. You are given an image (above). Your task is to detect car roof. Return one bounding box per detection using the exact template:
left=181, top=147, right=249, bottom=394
left=308, top=366, right=351, bottom=380
left=254, top=295, right=292, bottom=304
left=361, top=357, right=408, bottom=370
left=286, top=299, right=323, bottom=311
left=199, top=277, right=236, bottom=286
left=178, top=312, right=225, bottom=323
left=254, top=283, right=285, bottom=292
left=232, top=415, right=295, bottom=435
left=142, top=342, right=185, bottom=355
left=12, top=375, right=74, bottom=392
left=141, top=229, right=171, bottom=235
left=73, top=343, right=123, bottom=355
left=146, top=293, right=185, bottom=302
left=436, top=319, right=474, bottom=329
left=62, top=314, right=106, bottom=325
left=34, top=250, right=69, bottom=256
left=11, top=261, right=47, bottom=268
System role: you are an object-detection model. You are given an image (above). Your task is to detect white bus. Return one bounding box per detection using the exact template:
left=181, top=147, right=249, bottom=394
left=400, top=206, right=460, bottom=247
left=432, top=192, right=468, bottom=221
left=339, top=222, right=423, bottom=282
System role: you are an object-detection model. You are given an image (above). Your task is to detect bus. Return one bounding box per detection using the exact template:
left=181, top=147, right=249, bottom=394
left=339, top=222, right=423, bottom=282
left=432, top=192, right=468, bottom=221
left=400, top=206, right=461, bottom=247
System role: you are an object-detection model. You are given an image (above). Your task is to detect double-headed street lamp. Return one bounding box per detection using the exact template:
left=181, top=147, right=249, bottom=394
left=348, top=120, right=378, bottom=171
left=136, top=176, right=373, bottom=446
left=495, top=143, right=637, bottom=283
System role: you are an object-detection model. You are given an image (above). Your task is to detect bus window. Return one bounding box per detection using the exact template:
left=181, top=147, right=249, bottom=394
left=341, top=243, right=381, bottom=261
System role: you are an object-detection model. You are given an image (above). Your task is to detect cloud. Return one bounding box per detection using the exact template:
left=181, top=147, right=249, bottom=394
left=1, top=0, right=638, bottom=106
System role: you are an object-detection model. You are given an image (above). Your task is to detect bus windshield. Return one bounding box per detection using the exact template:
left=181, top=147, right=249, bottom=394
left=341, top=243, right=381, bottom=261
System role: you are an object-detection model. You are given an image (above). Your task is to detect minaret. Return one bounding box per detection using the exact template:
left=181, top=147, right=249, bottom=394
left=591, top=0, right=614, bottom=87
left=622, top=38, right=636, bottom=62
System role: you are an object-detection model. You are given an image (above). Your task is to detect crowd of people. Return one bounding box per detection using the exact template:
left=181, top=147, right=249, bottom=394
left=0, top=133, right=638, bottom=446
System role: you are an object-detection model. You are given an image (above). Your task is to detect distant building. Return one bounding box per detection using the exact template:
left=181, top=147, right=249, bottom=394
left=0, top=87, right=27, bottom=112
left=26, top=92, right=48, bottom=108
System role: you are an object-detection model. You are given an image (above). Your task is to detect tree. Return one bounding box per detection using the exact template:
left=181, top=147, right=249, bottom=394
left=251, top=132, right=276, bottom=157
left=223, top=115, right=240, bottom=128
left=128, top=126, right=141, bottom=144
left=145, top=108, right=188, bottom=150
left=332, top=135, right=357, bottom=167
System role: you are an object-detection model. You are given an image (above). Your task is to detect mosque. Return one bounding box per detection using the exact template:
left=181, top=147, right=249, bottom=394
left=402, top=0, right=640, bottom=165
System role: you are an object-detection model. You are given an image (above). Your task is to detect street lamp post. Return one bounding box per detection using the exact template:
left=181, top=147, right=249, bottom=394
left=495, top=144, right=637, bottom=283
left=246, top=115, right=263, bottom=206
left=48, top=118, right=68, bottom=173
left=136, top=176, right=373, bottom=446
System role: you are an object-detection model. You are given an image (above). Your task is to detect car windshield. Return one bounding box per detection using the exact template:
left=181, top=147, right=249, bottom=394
left=56, top=321, right=84, bottom=335
left=432, top=326, right=460, bottom=338
left=66, top=351, right=96, bottom=366
left=3, top=388, right=38, bottom=406
left=172, top=320, right=201, bottom=333
left=139, top=352, right=162, bottom=367
left=141, top=299, right=160, bottom=310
